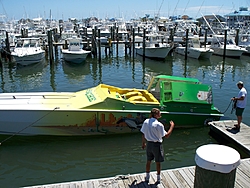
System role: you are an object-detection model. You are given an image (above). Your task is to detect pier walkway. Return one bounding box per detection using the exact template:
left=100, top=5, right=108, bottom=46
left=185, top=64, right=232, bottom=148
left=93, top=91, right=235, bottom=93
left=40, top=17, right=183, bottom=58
left=209, top=120, right=250, bottom=155
left=25, top=158, right=250, bottom=188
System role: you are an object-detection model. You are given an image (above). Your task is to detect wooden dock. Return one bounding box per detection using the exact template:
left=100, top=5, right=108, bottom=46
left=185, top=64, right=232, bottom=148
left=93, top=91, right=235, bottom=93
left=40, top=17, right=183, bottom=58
left=209, top=120, right=250, bottom=156
left=25, top=158, right=250, bottom=188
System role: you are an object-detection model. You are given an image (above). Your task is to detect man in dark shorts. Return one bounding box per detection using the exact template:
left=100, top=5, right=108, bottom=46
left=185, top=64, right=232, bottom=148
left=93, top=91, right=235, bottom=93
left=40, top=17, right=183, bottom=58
left=231, top=81, right=247, bottom=130
left=141, top=108, right=175, bottom=184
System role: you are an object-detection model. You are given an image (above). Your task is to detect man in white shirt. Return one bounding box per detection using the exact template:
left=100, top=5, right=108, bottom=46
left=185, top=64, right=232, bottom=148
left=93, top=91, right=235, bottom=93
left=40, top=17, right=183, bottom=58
left=232, top=81, right=247, bottom=130
left=140, top=108, right=175, bottom=184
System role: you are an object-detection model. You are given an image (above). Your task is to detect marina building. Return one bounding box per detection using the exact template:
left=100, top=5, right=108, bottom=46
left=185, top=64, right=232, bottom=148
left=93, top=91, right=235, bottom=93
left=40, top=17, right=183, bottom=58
left=224, top=7, right=250, bottom=28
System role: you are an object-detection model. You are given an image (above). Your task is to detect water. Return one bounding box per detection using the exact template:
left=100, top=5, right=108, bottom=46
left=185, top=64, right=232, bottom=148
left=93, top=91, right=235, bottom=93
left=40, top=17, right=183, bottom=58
left=0, top=46, right=250, bottom=187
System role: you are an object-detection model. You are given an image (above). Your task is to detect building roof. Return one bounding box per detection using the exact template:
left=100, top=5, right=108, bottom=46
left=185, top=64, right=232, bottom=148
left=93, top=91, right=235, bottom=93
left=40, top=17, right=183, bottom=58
left=225, top=7, right=250, bottom=17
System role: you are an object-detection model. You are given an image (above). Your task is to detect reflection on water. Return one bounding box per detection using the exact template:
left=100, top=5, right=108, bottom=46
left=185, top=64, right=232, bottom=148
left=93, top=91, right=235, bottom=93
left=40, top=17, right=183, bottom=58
left=0, top=49, right=250, bottom=187
left=62, top=61, right=91, bottom=81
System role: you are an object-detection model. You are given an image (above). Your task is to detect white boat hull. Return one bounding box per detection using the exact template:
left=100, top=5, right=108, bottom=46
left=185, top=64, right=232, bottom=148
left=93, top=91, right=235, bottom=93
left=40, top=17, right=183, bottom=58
left=211, top=46, right=247, bottom=58
left=61, top=49, right=91, bottom=64
left=0, top=109, right=136, bottom=136
left=136, top=46, right=172, bottom=59
left=0, top=92, right=135, bottom=136
left=12, top=51, right=45, bottom=66
left=175, top=47, right=214, bottom=59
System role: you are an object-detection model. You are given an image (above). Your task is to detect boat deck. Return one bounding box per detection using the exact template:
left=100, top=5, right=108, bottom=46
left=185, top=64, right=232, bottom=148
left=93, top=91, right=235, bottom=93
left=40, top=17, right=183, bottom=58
left=25, top=158, right=250, bottom=188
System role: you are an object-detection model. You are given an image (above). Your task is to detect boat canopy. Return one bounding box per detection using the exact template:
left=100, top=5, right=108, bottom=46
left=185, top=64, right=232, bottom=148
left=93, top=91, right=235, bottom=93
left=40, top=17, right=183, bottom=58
left=147, top=75, right=213, bottom=105
left=147, top=75, right=200, bottom=92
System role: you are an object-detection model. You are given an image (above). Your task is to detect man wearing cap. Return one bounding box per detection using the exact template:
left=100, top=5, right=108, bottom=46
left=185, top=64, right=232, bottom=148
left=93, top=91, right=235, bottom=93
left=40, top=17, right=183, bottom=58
left=231, top=81, right=247, bottom=130
left=140, top=108, right=175, bottom=184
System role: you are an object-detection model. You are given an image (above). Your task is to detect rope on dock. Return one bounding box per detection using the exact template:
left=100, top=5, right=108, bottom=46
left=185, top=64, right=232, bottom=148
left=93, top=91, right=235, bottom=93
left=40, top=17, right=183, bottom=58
left=98, top=174, right=130, bottom=187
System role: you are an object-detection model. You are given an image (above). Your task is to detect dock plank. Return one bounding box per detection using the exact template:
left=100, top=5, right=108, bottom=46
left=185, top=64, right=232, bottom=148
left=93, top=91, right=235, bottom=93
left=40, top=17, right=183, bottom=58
left=237, top=160, right=250, bottom=178
left=182, top=167, right=195, bottom=183
left=166, top=170, right=186, bottom=188
left=187, top=166, right=195, bottom=177
left=178, top=168, right=193, bottom=187
left=235, top=169, right=250, bottom=188
left=161, top=171, right=178, bottom=188
left=172, top=170, right=190, bottom=188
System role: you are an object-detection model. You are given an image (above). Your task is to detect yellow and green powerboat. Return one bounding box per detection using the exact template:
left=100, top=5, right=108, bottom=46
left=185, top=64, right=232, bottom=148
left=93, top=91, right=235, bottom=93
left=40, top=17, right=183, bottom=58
left=0, top=75, right=223, bottom=135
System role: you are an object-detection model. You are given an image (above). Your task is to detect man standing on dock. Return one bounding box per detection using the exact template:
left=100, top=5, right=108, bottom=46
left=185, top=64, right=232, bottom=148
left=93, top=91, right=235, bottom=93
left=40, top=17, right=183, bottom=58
left=140, top=108, right=175, bottom=184
left=232, top=81, right=247, bottom=130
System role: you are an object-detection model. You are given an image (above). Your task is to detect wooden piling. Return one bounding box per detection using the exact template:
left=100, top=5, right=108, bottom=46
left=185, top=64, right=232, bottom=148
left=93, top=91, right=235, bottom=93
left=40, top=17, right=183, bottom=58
left=235, top=28, right=239, bottom=46
left=125, top=41, right=128, bottom=56
left=47, top=29, right=54, bottom=63
left=185, top=29, right=189, bottom=60
left=169, top=27, right=174, bottom=43
left=64, top=39, right=68, bottom=49
left=204, top=27, right=208, bottom=49
left=91, top=28, right=97, bottom=58
left=110, top=26, right=114, bottom=41
left=59, top=26, right=63, bottom=38
left=116, top=27, right=119, bottom=55
left=143, top=28, right=146, bottom=60
left=223, top=29, right=227, bottom=59
left=132, top=28, right=135, bottom=58
left=84, top=27, right=87, bottom=38
left=5, top=31, right=11, bottom=61
left=108, top=38, right=112, bottom=55
left=98, top=29, right=101, bottom=62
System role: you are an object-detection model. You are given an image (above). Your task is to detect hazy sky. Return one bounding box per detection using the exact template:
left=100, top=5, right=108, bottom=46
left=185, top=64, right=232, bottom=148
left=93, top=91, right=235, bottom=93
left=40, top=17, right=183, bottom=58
left=0, top=0, right=249, bottom=20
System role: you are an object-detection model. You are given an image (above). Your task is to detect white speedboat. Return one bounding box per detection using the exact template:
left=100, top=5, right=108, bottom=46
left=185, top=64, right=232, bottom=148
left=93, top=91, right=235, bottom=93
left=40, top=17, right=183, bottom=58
left=0, top=75, right=223, bottom=136
left=11, top=38, right=45, bottom=66
left=175, top=37, right=214, bottom=59
left=210, top=35, right=247, bottom=58
left=61, top=36, right=91, bottom=64
left=135, top=33, right=173, bottom=59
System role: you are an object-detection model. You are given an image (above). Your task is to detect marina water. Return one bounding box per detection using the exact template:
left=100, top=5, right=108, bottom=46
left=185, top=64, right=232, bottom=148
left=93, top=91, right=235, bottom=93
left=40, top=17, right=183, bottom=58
left=0, top=46, right=250, bottom=187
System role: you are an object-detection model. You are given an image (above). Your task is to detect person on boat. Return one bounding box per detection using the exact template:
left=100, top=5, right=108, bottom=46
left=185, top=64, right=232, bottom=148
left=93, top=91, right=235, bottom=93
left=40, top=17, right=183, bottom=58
left=140, top=108, right=175, bottom=184
left=231, top=81, right=247, bottom=130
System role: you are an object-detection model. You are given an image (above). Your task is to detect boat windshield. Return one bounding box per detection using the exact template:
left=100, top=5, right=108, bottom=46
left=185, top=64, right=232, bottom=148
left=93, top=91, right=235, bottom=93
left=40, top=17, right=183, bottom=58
left=147, top=77, right=160, bottom=92
left=147, top=75, right=200, bottom=93
left=16, top=41, right=23, bottom=48
left=29, top=42, right=36, bottom=47
left=191, top=38, right=200, bottom=48
left=227, top=38, right=235, bottom=45
left=70, top=42, right=80, bottom=46
left=23, top=41, right=30, bottom=47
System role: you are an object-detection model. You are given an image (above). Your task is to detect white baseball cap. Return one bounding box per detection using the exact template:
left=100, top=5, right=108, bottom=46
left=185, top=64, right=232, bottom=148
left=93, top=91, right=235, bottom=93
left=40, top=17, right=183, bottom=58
left=237, top=81, right=243, bottom=85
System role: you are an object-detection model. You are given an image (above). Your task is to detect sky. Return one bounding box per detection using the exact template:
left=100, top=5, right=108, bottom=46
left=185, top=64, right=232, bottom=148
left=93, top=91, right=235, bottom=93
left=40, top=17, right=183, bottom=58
left=0, top=0, right=250, bottom=21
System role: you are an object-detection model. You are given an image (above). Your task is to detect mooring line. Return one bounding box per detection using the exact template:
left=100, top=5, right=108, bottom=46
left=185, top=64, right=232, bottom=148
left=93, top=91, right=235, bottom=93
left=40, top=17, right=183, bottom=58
left=0, top=107, right=59, bottom=145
